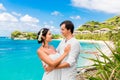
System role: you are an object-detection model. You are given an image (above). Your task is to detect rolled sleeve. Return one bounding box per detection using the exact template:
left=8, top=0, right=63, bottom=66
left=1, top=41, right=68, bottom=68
left=65, top=42, right=80, bottom=66
left=56, top=40, right=64, bottom=54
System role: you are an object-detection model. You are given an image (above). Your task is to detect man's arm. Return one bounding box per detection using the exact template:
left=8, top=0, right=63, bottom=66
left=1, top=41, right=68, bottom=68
left=56, top=41, right=80, bottom=69
left=45, top=41, right=80, bottom=71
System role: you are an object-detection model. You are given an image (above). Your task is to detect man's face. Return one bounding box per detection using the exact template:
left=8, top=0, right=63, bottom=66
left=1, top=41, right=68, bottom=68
left=60, top=24, right=69, bottom=37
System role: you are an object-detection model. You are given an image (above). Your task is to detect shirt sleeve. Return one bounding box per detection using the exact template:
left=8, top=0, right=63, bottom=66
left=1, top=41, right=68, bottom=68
left=56, top=40, right=62, bottom=54
left=65, top=41, right=80, bottom=66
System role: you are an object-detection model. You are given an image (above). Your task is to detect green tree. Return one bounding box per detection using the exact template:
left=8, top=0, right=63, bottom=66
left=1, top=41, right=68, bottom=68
left=11, top=31, right=22, bottom=38
left=52, top=34, right=61, bottom=39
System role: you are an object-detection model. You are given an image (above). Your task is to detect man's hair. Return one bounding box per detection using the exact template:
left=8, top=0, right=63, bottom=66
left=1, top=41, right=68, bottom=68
left=60, top=20, right=74, bottom=33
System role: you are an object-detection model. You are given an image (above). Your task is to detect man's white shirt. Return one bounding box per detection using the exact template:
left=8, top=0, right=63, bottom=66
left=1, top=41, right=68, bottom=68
left=56, top=37, right=80, bottom=80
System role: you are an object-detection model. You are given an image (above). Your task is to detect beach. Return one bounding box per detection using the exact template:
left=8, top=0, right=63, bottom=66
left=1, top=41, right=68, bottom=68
left=76, top=40, right=115, bottom=80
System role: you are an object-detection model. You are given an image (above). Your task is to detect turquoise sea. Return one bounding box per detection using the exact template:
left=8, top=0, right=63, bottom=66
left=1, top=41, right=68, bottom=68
left=0, top=38, right=98, bottom=80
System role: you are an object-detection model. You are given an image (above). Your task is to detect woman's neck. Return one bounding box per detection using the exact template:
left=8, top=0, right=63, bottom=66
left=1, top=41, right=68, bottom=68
left=42, top=42, right=49, bottom=48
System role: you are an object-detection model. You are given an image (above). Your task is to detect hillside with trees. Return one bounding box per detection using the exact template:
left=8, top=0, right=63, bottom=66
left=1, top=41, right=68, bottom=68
left=75, top=16, right=120, bottom=40
left=11, top=31, right=37, bottom=40
left=77, top=16, right=120, bottom=31
left=11, top=31, right=62, bottom=40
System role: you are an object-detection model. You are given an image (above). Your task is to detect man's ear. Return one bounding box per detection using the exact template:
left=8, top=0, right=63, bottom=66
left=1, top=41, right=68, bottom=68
left=68, top=29, right=71, bottom=33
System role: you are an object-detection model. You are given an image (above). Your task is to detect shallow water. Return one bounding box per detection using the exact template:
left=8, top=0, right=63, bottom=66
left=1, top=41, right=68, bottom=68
left=0, top=38, right=99, bottom=80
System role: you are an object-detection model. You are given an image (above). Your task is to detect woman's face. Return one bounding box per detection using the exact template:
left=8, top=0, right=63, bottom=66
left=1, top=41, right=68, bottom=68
left=45, top=30, right=52, bottom=42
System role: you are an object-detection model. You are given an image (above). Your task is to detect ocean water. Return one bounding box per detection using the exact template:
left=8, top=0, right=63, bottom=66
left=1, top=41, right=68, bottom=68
left=0, top=38, right=98, bottom=80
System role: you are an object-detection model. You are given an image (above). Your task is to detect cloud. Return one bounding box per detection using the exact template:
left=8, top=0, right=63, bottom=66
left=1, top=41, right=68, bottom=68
left=12, top=12, right=21, bottom=16
left=51, top=11, right=63, bottom=16
left=71, top=0, right=120, bottom=14
left=0, top=12, right=41, bottom=36
left=0, top=21, right=41, bottom=36
left=41, top=22, right=60, bottom=34
left=44, top=24, right=60, bottom=34
left=20, top=14, right=39, bottom=23
left=0, top=3, right=6, bottom=11
left=0, top=3, right=59, bottom=36
left=0, top=12, right=18, bottom=22
left=43, top=21, right=54, bottom=25
left=0, top=12, right=58, bottom=36
left=70, top=15, right=81, bottom=20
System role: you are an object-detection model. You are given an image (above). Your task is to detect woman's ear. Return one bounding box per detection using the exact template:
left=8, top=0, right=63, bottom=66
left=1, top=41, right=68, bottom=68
left=41, top=36, right=45, bottom=40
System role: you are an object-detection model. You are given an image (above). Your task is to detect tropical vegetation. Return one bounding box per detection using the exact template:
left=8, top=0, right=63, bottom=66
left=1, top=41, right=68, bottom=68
left=76, top=16, right=120, bottom=80
left=52, top=34, right=62, bottom=39
left=86, top=30, right=120, bottom=80
left=11, top=31, right=62, bottom=40
left=75, top=16, right=120, bottom=40
left=11, top=31, right=37, bottom=40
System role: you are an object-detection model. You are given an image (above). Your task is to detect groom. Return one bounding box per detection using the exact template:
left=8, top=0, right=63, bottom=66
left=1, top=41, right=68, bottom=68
left=46, top=20, right=80, bottom=80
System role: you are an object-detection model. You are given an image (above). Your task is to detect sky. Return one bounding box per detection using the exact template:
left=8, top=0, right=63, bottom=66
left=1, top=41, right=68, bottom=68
left=0, top=0, right=120, bottom=36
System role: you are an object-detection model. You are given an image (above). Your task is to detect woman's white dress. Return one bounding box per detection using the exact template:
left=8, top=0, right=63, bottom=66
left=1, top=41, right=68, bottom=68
left=42, top=53, right=61, bottom=80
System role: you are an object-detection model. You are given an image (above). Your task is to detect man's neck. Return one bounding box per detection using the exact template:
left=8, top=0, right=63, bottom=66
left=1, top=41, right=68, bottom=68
left=65, top=34, right=73, bottom=41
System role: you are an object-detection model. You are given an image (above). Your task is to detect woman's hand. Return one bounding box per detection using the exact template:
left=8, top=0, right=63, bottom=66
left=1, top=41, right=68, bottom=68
left=44, top=66, right=54, bottom=74
left=64, top=44, right=71, bottom=56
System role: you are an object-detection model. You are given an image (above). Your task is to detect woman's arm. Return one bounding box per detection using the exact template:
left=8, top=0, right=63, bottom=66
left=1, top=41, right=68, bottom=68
left=46, top=42, right=80, bottom=70
left=44, top=62, right=70, bottom=72
left=37, top=45, right=70, bottom=67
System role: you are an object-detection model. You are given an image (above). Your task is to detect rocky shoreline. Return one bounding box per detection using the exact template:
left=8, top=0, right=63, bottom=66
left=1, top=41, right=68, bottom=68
left=76, top=69, right=97, bottom=80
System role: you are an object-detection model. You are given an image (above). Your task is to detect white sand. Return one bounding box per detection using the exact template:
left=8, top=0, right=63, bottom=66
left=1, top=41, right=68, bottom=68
left=79, top=40, right=114, bottom=55
left=78, top=40, right=115, bottom=68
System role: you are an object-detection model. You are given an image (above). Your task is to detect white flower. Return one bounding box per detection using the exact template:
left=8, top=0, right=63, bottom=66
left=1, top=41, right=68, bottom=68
left=38, top=29, right=43, bottom=41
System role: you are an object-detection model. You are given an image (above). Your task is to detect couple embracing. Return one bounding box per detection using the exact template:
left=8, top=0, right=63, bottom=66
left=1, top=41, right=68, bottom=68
left=37, top=20, right=81, bottom=80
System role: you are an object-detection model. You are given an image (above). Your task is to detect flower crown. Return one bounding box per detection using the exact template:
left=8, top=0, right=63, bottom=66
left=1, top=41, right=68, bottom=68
left=38, top=29, right=44, bottom=41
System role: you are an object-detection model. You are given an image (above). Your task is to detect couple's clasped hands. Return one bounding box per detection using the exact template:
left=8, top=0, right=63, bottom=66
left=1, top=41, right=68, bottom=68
left=44, top=44, right=71, bottom=73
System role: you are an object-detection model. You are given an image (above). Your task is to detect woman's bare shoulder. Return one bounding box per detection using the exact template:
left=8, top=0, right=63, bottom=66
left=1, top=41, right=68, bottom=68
left=37, top=47, right=44, bottom=54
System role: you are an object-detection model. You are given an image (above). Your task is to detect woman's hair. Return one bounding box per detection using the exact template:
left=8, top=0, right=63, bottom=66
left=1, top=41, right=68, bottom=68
left=37, top=28, right=49, bottom=44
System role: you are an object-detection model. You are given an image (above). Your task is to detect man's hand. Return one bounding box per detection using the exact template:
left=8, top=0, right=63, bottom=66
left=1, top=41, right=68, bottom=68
left=44, top=65, right=55, bottom=74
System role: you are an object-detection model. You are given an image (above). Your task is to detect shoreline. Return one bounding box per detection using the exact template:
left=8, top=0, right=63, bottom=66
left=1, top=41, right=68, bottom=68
left=53, top=39, right=115, bottom=49
left=76, top=40, right=115, bottom=77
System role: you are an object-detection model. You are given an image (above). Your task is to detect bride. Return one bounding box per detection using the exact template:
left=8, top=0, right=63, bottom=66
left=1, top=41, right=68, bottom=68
left=37, top=28, right=71, bottom=80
